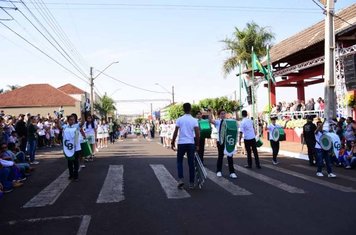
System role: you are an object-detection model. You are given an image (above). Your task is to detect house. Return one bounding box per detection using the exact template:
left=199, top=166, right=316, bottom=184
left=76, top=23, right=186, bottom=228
left=58, top=83, right=90, bottom=113
left=0, top=84, right=81, bottom=117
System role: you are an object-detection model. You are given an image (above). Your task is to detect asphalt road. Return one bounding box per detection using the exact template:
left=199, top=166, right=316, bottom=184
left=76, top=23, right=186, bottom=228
left=1, top=137, right=356, bottom=235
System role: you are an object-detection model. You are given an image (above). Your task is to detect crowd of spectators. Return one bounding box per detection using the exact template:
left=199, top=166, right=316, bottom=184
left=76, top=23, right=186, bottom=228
left=271, top=97, right=325, bottom=119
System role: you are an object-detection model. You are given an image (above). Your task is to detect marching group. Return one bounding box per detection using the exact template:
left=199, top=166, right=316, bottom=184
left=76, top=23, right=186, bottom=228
left=158, top=103, right=356, bottom=189
left=0, top=110, right=119, bottom=197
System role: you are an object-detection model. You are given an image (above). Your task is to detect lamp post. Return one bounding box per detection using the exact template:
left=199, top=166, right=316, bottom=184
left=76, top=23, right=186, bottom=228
left=90, top=61, right=119, bottom=115
left=155, top=83, right=175, bottom=104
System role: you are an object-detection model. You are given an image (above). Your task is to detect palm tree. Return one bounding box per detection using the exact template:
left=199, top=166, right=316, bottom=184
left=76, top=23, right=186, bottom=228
left=7, top=84, right=20, bottom=91
left=94, top=94, right=116, bottom=120
left=222, top=21, right=275, bottom=75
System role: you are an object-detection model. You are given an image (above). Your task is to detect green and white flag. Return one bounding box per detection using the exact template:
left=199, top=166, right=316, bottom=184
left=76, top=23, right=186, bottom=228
left=219, top=119, right=238, bottom=157
left=252, top=51, right=268, bottom=81
left=267, top=45, right=276, bottom=84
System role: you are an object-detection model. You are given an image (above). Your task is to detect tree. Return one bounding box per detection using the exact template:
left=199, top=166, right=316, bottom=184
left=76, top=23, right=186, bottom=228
left=94, top=94, right=116, bottom=121
left=167, top=103, right=184, bottom=120
left=7, top=84, right=20, bottom=91
left=134, top=117, right=146, bottom=125
left=198, top=97, right=240, bottom=116
left=222, top=21, right=275, bottom=75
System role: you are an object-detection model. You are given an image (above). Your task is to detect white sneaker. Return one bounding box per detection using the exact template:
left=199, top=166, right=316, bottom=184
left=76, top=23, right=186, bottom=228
left=345, top=165, right=351, bottom=169
left=216, top=171, right=222, bottom=177
left=328, top=173, right=336, bottom=178
left=316, top=172, right=324, bottom=177
left=230, top=173, right=237, bottom=179
left=272, top=160, right=279, bottom=165
left=80, top=164, right=86, bottom=168
left=30, top=161, right=39, bottom=165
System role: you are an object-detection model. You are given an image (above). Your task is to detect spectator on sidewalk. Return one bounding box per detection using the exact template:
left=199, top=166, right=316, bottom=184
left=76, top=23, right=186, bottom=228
left=27, top=116, right=39, bottom=165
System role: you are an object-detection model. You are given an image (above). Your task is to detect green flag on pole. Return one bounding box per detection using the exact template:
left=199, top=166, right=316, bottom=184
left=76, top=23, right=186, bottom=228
left=252, top=52, right=268, bottom=81
left=267, top=45, right=276, bottom=84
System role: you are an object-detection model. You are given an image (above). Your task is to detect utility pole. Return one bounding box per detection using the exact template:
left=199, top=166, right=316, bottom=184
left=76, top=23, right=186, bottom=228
left=90, top=67, right=94, bottom=116
left=171, top=86, right=175, bottom=104
left=150, top=103, right=153, bottom=119
left=324, top=0, right=336, bottom=130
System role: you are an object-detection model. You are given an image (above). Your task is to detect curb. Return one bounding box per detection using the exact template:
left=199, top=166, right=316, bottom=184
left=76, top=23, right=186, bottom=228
left=258, top=147, right=309, bottom=161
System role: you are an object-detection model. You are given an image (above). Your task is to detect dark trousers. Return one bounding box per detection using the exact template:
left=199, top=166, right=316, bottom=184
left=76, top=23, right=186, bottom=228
left=306, top=140, right=316, bottom=165
left=244, top=138, right=260, bottom=167
left=19, top=137, right=27, bottom=153
left=68, top=151, right=80, bottom=179
left=150, top=130, right=155, bottom=138
left=198, top=137, right=205, bottom=163
left=109, top=132, right=115, bottom=143
left=216, top=141, right=235, bottom=173
left=270, top=140, right=280, bottom=161
left=177, top=144, right=195, bottom=183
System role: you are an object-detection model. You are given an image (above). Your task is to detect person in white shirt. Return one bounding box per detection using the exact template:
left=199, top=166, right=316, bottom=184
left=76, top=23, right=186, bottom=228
left=171, top=103, right=200, bottom=189
left=314, top=120, right=336, bottom=178
left=239, top=110, right=261, bottom=169
left=84, top=115, right=97, bottom=161
left=210, top=109, right=237, bottom=178
left=265, top=117, right=288, bottom=165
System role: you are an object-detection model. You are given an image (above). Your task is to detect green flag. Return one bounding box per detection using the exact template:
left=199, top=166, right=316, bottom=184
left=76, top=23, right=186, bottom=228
left=267, top=46, right=276, bottom=84
left=252, top=52, right=268, bottom=80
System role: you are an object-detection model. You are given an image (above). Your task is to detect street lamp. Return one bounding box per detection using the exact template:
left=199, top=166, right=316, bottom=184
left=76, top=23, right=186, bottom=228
left=155, top=83, right=175, bottom=104
left=90, top=61, right=119, bottom=115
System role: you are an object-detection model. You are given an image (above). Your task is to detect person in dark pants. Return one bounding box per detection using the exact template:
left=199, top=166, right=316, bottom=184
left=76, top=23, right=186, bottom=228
left=239, top=110, right=261, bottom=169
left=265, top=117, right=288, bottom=165
left=210, top=109, right=237, bottom=178
left=15, top=114, right=27, bottom=153
left=196, top=111, right=206, bottom=164
left=171, top=103, right=200, bottom=189
left=109, top=120, right=115, bottom=144
left=303, top=116, right=317, bottom=166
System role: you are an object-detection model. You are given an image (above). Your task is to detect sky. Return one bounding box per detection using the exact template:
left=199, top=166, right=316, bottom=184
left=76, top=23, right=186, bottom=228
left=0, top=0, right=354, bottom=115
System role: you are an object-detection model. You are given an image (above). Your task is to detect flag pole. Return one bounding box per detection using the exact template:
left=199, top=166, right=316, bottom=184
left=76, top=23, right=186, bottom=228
left=239, top=60, right=242, bottom=119
left=251, top=46, right=257, bottom=132
left=267, top=45, right=271, bottom=124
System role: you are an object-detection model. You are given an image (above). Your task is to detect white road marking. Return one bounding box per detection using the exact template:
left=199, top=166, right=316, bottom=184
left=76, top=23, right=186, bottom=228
left=77, top=215, right=92, bottom=235
left=294, top=164, right=356, bottom=183
left=23, top=169, right=71, bottom=208
left=96, top=165, right=125, bottom=203
left=205, top=168, right=252, bottom=196
left=150, top=164, right=190, bottom=199
left=263, top=164, right=356, bottom=193
left=6, top=215, right=91, bottom=235
left=233, top=164, right=305, bottom=194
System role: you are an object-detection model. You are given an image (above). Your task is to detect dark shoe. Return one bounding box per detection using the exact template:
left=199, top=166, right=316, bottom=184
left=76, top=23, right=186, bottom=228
left=177, top=179, right=184, bottom=189
left=256, top=165, right=262, bottom=169
left=73, top=178, right=79, bottom=182
left=68, top=176, right=73, bottom=180
left=244, top=165, right=252, bottom=168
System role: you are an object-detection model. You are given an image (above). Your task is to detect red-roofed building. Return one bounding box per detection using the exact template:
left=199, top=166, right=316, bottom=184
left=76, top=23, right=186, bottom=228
left=0, top=84, right=81, bottom=117
left=58, top=83, right=90, bottom=113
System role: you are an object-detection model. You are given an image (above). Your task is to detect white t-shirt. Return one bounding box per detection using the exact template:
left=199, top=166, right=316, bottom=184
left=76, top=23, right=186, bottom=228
left=214, top=119, right=222, bottom=142
left=315, top=131, right=323, bottom=149
left=176, top=114, right=198, bottom=144
left=240, top=117, right=256, bottom=140
left=267, top=123, right=282, bottom=141
left=85, top=121, right=97, bottom=135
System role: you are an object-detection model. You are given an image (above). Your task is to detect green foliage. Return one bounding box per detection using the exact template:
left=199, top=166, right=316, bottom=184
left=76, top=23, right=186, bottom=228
left=167, top=104, right=184, bottom=120
left=94, top=94, right=116, bottom=120
left=222, top=21, right=275, bottom=75
left=134, top=117, right=146, bottom=125
left=198, top=97, right=241, bottom=116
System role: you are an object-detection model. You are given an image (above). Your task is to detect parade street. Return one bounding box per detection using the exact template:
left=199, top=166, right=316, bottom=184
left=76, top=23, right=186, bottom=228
left=1, top=137, right=355, bottom=235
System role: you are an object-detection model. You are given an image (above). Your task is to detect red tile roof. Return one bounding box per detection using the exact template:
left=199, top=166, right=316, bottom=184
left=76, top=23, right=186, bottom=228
left=0, top=84, right=77, bottom=108
left=270, top=3, right=356, bottom=63
left=57, top=83, right=86, bottom=95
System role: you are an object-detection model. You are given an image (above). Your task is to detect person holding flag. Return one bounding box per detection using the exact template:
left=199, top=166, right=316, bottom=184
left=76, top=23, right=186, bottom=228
left=210, top=109, right=238, bottom=179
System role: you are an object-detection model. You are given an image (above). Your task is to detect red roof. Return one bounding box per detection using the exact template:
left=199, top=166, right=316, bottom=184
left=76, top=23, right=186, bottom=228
left=57, top=83, right=86, bottom=95
left=0, top=84, right=77, bottom=108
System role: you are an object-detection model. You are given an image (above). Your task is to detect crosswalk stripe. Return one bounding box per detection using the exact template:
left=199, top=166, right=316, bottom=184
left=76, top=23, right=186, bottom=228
left=263, top=164, right=356, bottom=193
left=233, top=164, right=305, bottom=194
left=150, top=164, right=190, bottom=199
left=96, top=165, right=125, bottom=203
left=205, top=168, right=252, bottom=196
left=294, top=164, right=356, bottom=183
left=23, top=169, right=71, bottom=208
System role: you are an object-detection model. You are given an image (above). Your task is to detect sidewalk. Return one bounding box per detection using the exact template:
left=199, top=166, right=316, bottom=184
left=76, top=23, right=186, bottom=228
left=258, top=137, right=308, bottom=160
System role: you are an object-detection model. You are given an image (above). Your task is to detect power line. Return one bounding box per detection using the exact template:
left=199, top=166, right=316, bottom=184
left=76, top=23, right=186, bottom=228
left=12, top=1, right=89, bottom=79
left=100, top=72, right=168, bottom=94
left=8, top=1, right=321, bottom=13
left=0, top=20, right=89, bottom=84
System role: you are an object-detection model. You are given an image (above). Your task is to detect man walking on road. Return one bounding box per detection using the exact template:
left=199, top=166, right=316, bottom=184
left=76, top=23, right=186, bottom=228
left=171, top=103, right=200, bottom=189
left=239, top=110, right=261, bottom=169
left=303, top=116, right=317, bottom=166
